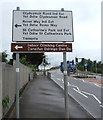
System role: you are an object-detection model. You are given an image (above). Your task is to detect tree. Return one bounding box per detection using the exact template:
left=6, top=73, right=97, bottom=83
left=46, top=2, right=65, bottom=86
left=86, top=59, right=92, bottom=72
left=13, top=53, right=44, bottom=68
left=0, top=51, right=8, bottom=62
left=97, top=61, right=102, bottom=73
left=77, top=58, right=103, bottom=74
left=78, top=58, right=86, bottom=71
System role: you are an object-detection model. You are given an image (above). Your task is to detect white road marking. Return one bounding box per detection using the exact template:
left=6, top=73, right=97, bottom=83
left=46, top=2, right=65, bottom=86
left=68, top=82, right=88, bottom=98
left=81, top=79, right=85, bottom=82
left=73, top=88, right=88, bottom=98
left=62, top=79, right=64, bottom=83
left=68, top=81, right=101, bottom=105
left=75, top=77, right=103, bottom=88
left=70, top=84, right=80, bottom=91
left=94, top=83, right=101, bottom=88
left=56, top=78, right=61, bottom=81
left=100, top=105, right=103, bottom=108
left=51, top=73, right=102, bottom=107
left=68, top=82, right=79, bottom=90
left=82, top=91, right=101, bottom=104
left=77, top=78, right=87, bottom=83
left=68, top=82, right=70, bottom=86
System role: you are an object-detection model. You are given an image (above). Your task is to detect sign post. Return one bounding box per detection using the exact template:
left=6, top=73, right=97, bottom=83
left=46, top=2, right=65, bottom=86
left=11, top=7, right=73, bottom=119
left=63, top=51, right=69, bottom=118
left=15, top=7, right=20, bottom=118
left=61, top=8, right=69, bottom=119
left=16, top=53, right=19, bottom=118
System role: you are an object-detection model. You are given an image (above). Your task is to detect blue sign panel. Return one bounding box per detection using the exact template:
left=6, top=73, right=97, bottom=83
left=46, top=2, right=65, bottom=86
left=84, top=63, right=88, bottom=67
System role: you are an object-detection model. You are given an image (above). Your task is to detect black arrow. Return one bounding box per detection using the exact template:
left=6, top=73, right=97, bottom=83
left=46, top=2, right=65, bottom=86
left=15, top=24, right=22, bottom=28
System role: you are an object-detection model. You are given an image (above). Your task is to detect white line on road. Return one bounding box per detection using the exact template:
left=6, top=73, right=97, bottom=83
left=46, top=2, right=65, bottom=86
left=62, top=79, right=64, bottom=83
left=68, top=82, right=70, bottom=86
left=94, top=83, right=101, bottom=88
left=75, top=78, right=103, bottom=88
left=73, top=88, right=88, bottom=98
left=81, top=79, right=86, bottom=82
left=70, top=84, right=80, bottom=91
left=68, top=82, right=80, bottom=91
left=68, top=82, right=101, bottom=105
left=100, top=105, right=103, bottom=108
left=52, top=73, right=102, bottom=107
left=82, top=91, right=101, bottom=104
left=68, top=82, right=88, bottom=98
left=56, top=78, right=61, bottom=81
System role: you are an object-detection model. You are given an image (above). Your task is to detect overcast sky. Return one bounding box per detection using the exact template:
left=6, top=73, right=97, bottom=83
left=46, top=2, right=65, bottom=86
left=0, top=0, right=102, bottom=66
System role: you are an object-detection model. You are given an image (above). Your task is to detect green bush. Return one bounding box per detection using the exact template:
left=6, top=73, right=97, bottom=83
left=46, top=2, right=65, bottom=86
left=2, top=96, right=10, bottom=108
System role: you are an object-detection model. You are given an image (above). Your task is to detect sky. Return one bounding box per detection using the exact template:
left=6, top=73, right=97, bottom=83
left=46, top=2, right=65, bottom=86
left=0, top=0, right=102, bottom=67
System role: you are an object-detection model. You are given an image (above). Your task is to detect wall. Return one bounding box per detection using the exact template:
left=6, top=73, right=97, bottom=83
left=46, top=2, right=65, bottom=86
left=0, top=62, right=33, bottom=118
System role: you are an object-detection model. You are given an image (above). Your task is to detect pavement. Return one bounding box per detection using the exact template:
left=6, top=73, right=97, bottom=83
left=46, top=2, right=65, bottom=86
left=9, top=74, right=94, bottom=119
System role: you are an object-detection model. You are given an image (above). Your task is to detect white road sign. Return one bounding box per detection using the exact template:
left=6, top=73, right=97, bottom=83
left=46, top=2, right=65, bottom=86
left=12, top=10, right=74, bottom=42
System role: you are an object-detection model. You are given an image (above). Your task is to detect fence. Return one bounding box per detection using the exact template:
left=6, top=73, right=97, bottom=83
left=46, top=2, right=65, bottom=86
left=0, top=62, right=33, bottom=118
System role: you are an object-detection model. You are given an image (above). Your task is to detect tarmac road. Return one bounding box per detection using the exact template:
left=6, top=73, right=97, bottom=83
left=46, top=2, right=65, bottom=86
left=49, top=69, right=102, bottom=119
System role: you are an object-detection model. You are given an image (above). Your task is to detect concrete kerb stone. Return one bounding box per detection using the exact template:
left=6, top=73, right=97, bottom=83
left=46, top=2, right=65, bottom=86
left=46, top=71, right=96, bottom=119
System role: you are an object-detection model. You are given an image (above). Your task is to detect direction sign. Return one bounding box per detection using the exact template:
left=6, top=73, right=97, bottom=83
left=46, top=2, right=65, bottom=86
left=11, top=43, right=72, bottom=52
left=12, top=10, right=73, bottom=42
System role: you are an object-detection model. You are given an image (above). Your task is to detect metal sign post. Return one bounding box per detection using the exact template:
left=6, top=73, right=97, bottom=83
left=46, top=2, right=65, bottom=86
left=61, top=8, right=69, bottom=119
left=15, top=7, right=20, bottom=118
left=63, top=52, right=69, bottom=119
left=16, top=53, right=20, bottom=118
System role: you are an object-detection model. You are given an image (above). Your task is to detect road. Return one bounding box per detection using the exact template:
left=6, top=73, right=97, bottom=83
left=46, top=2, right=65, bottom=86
left=49, top=69, right=103, bottom=119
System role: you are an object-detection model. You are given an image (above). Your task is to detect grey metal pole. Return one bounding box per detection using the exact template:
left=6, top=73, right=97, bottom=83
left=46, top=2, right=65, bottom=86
left=16, top=7, right=20, bottom=118
left=63, top=52, right=69, bottom=119
left=16, top=53, right=20, bottom=118
left=61, top=8, right=69, bottom=119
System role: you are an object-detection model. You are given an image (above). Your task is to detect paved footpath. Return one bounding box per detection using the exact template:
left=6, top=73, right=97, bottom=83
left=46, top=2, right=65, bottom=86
left=11, top=75, right=94, bottom=119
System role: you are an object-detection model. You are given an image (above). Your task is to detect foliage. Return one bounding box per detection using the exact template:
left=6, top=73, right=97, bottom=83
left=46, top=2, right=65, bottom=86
left=7, top=59, right=13, bottom=65
left=13, top=53, right=44, bottom=68
left=77, top=64, right=84, bottom=71
left=77, top=58, right=103, bottom=74
left=2, top=96, right=10, bottom=108
left=0, top=51, right=8, bottom=62
left=27, top=64, right=37, bottom=77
